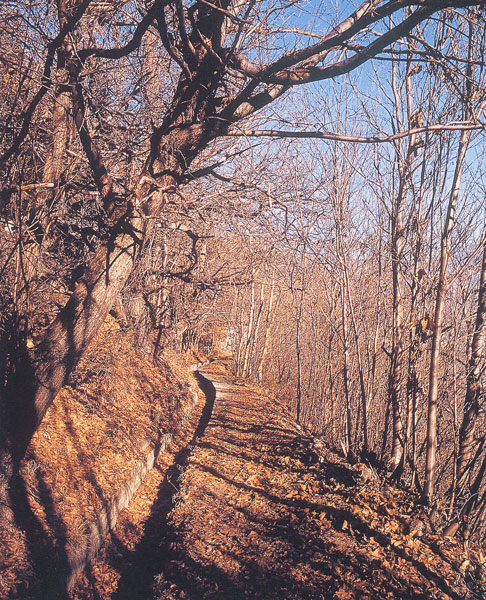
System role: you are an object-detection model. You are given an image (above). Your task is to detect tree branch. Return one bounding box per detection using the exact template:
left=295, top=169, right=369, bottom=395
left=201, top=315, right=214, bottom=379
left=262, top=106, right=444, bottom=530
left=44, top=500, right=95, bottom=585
left=228, top=1, right=486, bottom=85
left=226, top=121, right=484, bottom=143
left=79, top=0, right=165, bottom=61
left=0, top=0, right=92, bottom=166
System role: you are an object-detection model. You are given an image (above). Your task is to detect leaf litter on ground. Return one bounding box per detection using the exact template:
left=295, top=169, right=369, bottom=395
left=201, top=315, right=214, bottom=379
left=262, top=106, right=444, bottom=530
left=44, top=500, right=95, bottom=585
left=73, top=358, right=485, bottom=600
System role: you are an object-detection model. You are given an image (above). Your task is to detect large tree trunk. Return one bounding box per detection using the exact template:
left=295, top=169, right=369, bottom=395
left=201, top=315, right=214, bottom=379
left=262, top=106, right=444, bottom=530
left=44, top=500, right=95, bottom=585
left=6, top=225, right=141, bottom=460
left=3, top=115, right=216, bottom=473
left=388, top=45, right=419, bottom=473
left=0, top=213, right=145, bottom=524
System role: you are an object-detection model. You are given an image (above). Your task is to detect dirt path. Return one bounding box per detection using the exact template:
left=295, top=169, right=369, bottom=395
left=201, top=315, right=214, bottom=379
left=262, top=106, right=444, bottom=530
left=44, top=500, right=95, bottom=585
left=74, top=361, right=475, bottom=600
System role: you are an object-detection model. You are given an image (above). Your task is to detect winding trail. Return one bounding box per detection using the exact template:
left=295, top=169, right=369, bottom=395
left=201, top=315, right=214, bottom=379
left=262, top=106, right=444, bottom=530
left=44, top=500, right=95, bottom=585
left=74, top=360, right=472, bottom=600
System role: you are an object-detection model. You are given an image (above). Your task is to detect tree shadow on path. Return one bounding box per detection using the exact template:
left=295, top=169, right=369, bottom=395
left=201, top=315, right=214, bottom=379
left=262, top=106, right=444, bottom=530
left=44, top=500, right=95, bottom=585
left=111, top=371, right=216, bottom=600
left=102, top=367, right=469, bottom=600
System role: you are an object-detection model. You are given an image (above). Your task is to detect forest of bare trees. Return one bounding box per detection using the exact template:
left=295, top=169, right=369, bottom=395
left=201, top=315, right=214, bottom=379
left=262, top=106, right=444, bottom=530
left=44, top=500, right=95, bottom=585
left=3, top=0, right=486, bottom=544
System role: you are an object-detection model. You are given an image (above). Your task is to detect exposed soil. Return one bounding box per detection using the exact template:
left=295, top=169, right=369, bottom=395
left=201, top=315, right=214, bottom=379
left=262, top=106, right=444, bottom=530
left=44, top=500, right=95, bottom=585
left=72, top=359, right=483, bottom=600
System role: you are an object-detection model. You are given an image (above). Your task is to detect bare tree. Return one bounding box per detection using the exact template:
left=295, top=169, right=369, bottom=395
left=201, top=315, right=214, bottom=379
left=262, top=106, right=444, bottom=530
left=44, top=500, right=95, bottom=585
left=2, top=0, right=486, bottom=519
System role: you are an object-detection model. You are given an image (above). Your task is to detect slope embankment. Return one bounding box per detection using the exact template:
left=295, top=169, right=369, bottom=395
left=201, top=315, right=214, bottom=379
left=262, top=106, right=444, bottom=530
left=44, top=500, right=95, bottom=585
left=73, top=360, right=483, bottom=600
left=0, top=318, right=207, bottom=600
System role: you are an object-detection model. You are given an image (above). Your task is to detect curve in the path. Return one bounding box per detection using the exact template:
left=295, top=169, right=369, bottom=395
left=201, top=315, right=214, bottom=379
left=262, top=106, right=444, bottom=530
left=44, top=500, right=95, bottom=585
left=88, top=364, right=466, bottom=600
left=144, top=368, right=468, bottom=600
